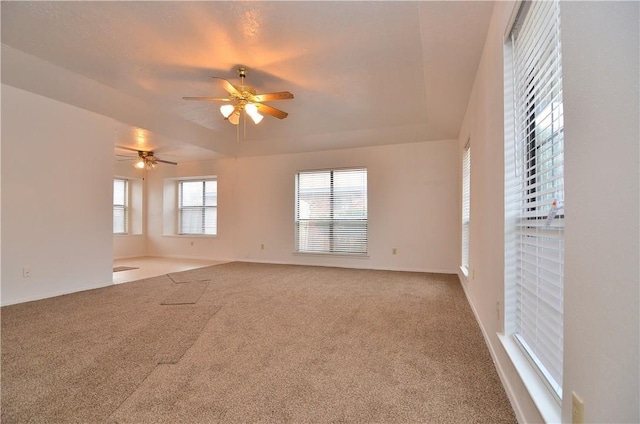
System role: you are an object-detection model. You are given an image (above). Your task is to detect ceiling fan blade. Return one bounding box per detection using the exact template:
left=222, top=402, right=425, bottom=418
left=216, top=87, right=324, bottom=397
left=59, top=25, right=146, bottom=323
left=213, top=77, right=240, bottom=97
left=255, top=103, right=289, bottom=119
left=115, top=145, right=142, bottom=153
left=182, top=96, right=231, bottom=101
left=156, top=159, right=178, bottom=166
left=251, top=91, right=294, bottom=102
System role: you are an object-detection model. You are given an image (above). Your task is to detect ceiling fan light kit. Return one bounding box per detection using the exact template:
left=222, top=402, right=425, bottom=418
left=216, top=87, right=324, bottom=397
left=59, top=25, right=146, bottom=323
left=134, top=151, right=158, bottom=170
left=183, top=67, right=293, bottom=126
left=116, top=146, right=178, bottom=170
left=134, top=157, right=155, bottom=170
left=244, top=103, right=264, bottom=124
left=220, top=104, right=235, bottom=118
left=135, top=159, right=149, bottom=169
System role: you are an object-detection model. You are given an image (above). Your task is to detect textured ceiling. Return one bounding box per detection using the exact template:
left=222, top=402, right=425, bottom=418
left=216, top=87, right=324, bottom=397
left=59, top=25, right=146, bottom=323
left=1, top=1, right=494, bottom=160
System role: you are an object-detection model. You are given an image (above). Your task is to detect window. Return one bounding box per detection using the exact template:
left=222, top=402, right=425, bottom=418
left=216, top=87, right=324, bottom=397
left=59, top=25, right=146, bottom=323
left=295, top=168, right=367, bottom=254
left=113, top=178, right=128, bottom=234
left=178, top=179, right=217, bottom=235
left=506, top=0, right=564, bottom=400
left=461, top=142, right=471, bottom=272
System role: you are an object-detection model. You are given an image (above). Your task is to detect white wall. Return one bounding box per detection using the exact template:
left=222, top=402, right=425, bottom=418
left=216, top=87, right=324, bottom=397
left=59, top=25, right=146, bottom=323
left=456, top=2, right=545, bottom=421
left=235, top=141, right=460, bottom=272
left=146, top=158, right=239, bottom=262
left=1, top=85, right=115, bottom=306
left=561, top=2, right=639, bottom=423
left=459, top=1, right=639, bottom=423
left=145, top=140, right=460, bottom=273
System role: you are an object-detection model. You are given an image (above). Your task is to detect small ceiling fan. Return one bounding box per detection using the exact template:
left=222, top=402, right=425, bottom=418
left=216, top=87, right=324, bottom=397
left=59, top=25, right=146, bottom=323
left=183, top=67, right=294, bottom=125
left=116, top=146, right=177, bottom=170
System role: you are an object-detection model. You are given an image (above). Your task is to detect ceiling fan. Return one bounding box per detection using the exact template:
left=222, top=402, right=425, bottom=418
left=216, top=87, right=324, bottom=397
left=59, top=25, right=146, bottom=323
left=116, top=147, right=177, bottom=170
left=183, top=67, right=294, bottom=125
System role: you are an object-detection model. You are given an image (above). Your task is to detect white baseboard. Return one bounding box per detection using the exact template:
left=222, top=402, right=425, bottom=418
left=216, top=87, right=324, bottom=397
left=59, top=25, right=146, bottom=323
left=147, top=254, right=235, bottom=262
left=456, top=274, right=527, bottom=424
left=239, top=258, right=457, bottom=275
left=1, top=280, right=113, bottom=307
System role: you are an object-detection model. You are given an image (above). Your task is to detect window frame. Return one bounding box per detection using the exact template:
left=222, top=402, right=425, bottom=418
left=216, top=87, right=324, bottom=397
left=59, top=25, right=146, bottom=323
left=461, top=141, right=471, bottom=274
left=294, top=167, right=368, bottom=256
left=113, top=178, right=128, bottom=235
left=505, top=0, right=565, bottom=406
left=177, top=178, right=218, bottom=236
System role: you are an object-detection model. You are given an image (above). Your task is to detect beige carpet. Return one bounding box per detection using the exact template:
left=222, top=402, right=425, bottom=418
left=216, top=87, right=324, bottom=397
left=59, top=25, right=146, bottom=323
left=1, top=262, right=516, bottom=423
left=161, top=280, right=210, bottom=305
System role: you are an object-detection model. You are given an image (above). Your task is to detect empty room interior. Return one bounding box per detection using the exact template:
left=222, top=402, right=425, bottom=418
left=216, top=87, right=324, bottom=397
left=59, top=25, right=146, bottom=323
left=1, top=1, right=638, bottom=423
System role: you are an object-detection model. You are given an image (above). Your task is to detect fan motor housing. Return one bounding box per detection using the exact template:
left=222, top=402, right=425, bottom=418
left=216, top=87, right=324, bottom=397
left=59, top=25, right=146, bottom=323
left=234, top=84, right=256, bottom=98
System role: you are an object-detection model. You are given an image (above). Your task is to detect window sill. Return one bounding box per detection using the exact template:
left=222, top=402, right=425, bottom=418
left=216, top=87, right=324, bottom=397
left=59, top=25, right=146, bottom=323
left=293, top=251, right=369, bottom=259
left=113, top=233, right=143, bottom=237
left=498, top=333, right=562, bottom=424
left=162, top=234, right=218, bottom=239
left=459, top=265, right=469, bottom=282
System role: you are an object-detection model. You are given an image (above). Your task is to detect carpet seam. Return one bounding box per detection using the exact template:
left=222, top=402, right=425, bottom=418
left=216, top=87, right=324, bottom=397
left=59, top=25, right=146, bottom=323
left=105, top=364, right=159, bottom=424
left=107, top=307, right=222, bottom=422
left=156, top=305, right=222, bottom=365
left=160, top=281, right=211, bottom=305
left=3, top=263, right=516, bottom=423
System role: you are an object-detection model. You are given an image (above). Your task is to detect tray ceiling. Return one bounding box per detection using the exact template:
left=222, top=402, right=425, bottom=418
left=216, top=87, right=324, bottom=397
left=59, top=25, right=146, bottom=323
left=1, top=1, right=494, bottom=159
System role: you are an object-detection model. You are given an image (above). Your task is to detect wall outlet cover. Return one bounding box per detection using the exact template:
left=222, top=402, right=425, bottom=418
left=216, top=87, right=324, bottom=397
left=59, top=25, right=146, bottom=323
left=572, top=391, right=584, bottom=424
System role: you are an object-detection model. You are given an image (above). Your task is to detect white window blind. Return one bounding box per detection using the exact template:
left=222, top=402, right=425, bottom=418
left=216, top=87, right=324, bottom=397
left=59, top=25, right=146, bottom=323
left=179, top=179, right=217, bottom=235
left=295, top=168, right=367, bottom=254
left=461, top=143, right=471, bottom=270
left=113, top=178, right=128, bottom=234
left=508, top=0, right=564, bottom=399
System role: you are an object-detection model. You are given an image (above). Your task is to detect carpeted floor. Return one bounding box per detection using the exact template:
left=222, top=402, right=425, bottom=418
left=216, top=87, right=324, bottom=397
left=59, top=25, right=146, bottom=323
left=1, top=262, right=516, bottom=423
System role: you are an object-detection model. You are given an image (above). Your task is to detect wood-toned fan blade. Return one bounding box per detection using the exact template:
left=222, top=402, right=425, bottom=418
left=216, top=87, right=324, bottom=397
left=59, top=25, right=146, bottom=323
left=116, top=145, right=141, bottom=153
left=251, top=91, right=294, bottom=102
left=213, top=77, right=240, bottom=96
left=255, top=103, right=288, bottom=119
left=156, top=159, right=178, bottom=166
left=182, top=96, right=230, bottom=101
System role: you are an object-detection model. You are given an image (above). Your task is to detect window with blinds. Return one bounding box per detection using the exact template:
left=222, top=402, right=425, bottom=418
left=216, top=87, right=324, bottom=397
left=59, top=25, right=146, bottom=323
left=507, top=0, right=565, bottom=399
left=113, top=178, right=128, bottom=234
left=295, top=168, right=367, bottom=254
left=461, top=143, right=471, bottom=271
left=178, top=179, right=217, bottom=235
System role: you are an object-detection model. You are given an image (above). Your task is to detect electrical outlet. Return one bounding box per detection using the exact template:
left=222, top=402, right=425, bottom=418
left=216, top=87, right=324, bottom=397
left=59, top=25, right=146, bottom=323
left=190, top=241, right=194, bottom=247
left=23, top=267, right=31, bottom=278
left=392, top=248, right=397, bottom=255
left=261, top=243, right=265, bottom=250
left=572, top=392, right=584, bottom=424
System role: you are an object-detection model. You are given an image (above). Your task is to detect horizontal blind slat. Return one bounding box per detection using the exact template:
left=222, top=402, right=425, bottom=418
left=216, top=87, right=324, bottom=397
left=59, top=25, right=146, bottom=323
left=296, top=168, right=368, bottom=254
left=179, top=179, right=217, bottom=235
left=462, top=145, right=471, bottom=267
left=509, top=0, right=564, bottom=399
